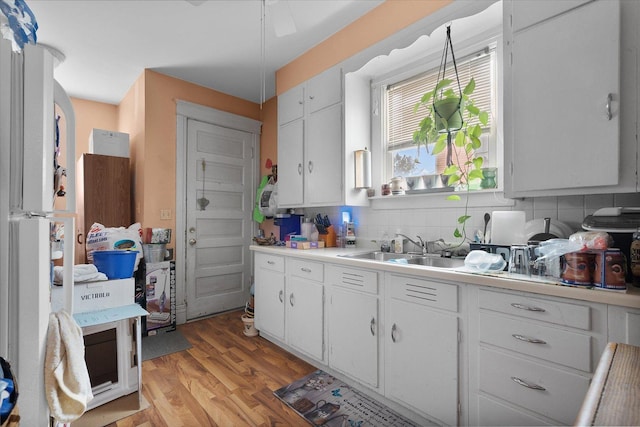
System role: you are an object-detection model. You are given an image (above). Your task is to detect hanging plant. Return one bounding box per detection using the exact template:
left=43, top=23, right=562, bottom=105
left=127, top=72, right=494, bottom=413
left=412, top=25, right=490, bottom=242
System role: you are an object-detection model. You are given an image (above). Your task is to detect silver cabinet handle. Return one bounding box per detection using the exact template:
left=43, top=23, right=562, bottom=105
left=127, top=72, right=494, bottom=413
left=309, top=95, right=315, bottom=100
left=391, top=323, right=397, bottom=343
left=267, top=260, right=275, bottom=265
left=189, top=238, right=197, bottom=246
left=511, top=376, right=546, bottom=391
left=297, top=163, right=302, bottom=176
left=289, top=293, right=295, bottom=307
left=278, top=290, right=284, bottom=303
left=300, top=267, right=311, bottom=273
left=512, top=334, right=547, bottom=345
left=370, top=317, right=376, bottom=336
left=308, top=161, right=313, bottom=173
left=511, top=303, right=545, bottom=312
left=605, top=93, right=612, bottom=120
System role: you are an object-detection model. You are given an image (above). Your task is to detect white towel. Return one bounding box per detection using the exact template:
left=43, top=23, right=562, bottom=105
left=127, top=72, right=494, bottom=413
left=44, top=310, right=94, bottom=423
left=53, top=264, right=108, bottom=284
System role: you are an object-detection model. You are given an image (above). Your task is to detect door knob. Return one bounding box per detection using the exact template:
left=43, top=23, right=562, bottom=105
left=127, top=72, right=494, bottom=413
left=189, top=238, right=197, bottom=246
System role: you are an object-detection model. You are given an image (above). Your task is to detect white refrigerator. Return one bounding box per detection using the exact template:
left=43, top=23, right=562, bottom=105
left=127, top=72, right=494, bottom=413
left=0, top=38, right=76, bottom=425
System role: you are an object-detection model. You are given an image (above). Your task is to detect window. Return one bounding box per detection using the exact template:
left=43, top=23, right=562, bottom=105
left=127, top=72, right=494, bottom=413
left=382, top=45, right=497, bottom=185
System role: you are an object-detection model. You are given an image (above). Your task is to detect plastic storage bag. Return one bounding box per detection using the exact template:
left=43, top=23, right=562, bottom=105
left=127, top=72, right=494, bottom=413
left=86, top=222, right=143, bottom=271
left=464, top=250, right=507, bottom=273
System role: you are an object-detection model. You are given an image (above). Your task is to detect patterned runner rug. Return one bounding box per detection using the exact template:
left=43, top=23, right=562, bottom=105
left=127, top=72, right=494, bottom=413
left=274, top=370, right=419, bottom=427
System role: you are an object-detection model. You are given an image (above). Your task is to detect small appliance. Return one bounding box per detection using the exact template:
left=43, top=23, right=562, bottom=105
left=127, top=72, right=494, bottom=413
left=345, top=222, right=356, bottom=246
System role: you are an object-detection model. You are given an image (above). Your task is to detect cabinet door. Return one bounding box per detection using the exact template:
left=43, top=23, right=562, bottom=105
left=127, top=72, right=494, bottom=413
left=76, top=153, right=131, bottom=263
left=386, top=298, right=458, bottom=425
left=608, top=305, right=640, bottom=346
left=277, top=120, right=304, bottom=207
left=287, top=277, right=324, bottom=360
left=328, top=287, right=378, bottom=387
left=254, top=267, right=285, bottom=340
left=306, top=67, right=342, bottom=114
left=505, top=0, right=620, bottom=195
left=305, top=103, right=343, bottom=206
left=278, top=85, right=304, bottom=125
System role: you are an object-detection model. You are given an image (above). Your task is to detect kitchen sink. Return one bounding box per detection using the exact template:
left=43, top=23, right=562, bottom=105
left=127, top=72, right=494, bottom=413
left=405, top=256, right=465, bottom=268
left=338, top=251, right=464, bottom=269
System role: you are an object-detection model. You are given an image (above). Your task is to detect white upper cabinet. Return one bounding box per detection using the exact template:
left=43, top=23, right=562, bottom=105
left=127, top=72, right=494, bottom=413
left=277, top=66, right=369, bottom=208
left=503, top=0, right=638, bottom=197
left=278, top=85, right=304, bottom=126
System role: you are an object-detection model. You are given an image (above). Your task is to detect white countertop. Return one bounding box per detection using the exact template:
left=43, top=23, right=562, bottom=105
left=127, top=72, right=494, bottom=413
left=250, top=245, right=640, bottom=309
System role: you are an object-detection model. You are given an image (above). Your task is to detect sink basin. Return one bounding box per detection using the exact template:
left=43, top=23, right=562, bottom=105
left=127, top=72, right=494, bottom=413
left=338, top=251, right=464, bottom=269
left=339, top=251, right=414, bottom=261
left=406, top=256, right=465, bottom=268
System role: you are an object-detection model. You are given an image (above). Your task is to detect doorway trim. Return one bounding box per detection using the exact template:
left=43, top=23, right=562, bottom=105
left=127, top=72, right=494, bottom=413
left=176, top=100, right=261, bottom=324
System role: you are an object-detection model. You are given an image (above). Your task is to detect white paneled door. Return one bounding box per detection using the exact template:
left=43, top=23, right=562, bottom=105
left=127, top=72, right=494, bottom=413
left=185, top=119, right=254, bottom=319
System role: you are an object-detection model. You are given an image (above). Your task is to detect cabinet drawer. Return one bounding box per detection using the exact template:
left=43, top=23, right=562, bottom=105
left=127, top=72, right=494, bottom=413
left=479, top=311, right=592, bottom=372
left=255, top=253, right=284, bottom=273
left=387, top=274, right=457, bottom=312
left=479, top=288, right=590, bottom=330
left=288, top=258, right=324, bottom=282
left=329, top=265, right=378, bottom=294
left=476, top=394, right=554, bottom=426
left=479, top=347, right=591, bottom=425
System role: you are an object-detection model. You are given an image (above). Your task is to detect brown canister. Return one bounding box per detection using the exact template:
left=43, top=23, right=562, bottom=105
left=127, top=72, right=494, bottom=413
left=561, top=252, right=594, bottom=285
left=593, top=249, right=627, bottom=290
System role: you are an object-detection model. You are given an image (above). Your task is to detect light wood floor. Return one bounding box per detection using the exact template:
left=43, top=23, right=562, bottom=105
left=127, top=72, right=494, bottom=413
left=111, top=309, right=316, bottom=426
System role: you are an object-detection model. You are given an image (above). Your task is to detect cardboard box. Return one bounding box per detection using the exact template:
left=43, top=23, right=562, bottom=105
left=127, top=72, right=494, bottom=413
left=89, top=128, right=130, bottom=158
left=51, top=278, right=135, bottom=313
left=138, top=261, right=176, bottom=335
left=285, top=241, right=325, bottom=249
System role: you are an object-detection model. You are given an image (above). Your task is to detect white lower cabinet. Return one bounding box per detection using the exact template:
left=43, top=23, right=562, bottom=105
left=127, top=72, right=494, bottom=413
left=608, top=304, right=640, bottom=346
left=286, top=258, right=325, bottom=361
left=327, top=265, right=379, bottom=388
left=385, top=273, right=460, bottom=426
left=469, top=287, right=607, bottom=426
left=254, top=253, right=324, bottom=362
left=254, top=252, right=285, bottom=340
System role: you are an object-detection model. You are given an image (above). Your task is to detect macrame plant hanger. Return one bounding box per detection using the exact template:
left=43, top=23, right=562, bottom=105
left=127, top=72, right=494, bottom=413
left=433, top=24, right=464, bottom=167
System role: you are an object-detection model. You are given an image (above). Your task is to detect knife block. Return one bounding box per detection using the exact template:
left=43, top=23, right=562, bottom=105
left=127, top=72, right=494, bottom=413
left=319, top=225, right=337, bottom=247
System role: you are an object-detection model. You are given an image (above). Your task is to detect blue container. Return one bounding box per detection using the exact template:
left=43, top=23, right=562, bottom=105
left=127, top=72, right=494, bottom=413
left=92, top=250, right=137, bottom=279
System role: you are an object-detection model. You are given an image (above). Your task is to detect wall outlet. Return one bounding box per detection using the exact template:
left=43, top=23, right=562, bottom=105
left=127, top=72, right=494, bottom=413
left=160, top=209, right=172, bottom=220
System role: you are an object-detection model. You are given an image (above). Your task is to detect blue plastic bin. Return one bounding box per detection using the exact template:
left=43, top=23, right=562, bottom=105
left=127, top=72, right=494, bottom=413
left=92, top=250, right=137, bottom=279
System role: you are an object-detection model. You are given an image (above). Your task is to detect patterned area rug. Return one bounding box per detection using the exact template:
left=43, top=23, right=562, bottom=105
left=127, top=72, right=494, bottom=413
left=274, top=370, right=418, bottom=427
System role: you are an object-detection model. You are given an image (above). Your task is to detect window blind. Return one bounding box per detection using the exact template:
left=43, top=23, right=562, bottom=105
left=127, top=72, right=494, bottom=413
left=386, top=47, right=495, bottom=151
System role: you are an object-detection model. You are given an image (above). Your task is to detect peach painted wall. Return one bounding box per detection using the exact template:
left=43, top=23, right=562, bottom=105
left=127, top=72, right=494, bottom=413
left=118, top=73, right=145, bottom=223
left=70, top=97, right=118, bottom=159
left=276, top=0, right=452, bottom=94
left=258, top=96, right=279, bottom=239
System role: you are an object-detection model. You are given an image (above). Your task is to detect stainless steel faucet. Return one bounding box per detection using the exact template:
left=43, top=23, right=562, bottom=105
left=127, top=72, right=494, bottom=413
left=397, top=234, right=426, bottom=255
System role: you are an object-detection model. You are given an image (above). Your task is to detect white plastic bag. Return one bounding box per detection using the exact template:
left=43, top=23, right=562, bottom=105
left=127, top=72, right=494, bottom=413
left=464, top=250, right=507, bottom=273
left=86, top=222, right=143, bottom=271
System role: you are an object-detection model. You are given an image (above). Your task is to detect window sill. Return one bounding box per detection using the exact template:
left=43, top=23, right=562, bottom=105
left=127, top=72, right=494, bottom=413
left=368, top=188, right=515, bottom=210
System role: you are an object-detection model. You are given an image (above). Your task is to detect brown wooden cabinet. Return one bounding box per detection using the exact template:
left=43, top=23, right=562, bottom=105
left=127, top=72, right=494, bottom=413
left=76, top=154, right=131, bottom=263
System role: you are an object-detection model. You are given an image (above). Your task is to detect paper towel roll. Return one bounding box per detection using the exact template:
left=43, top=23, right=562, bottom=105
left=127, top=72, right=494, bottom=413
left=491, top=211, right=526, bottom=245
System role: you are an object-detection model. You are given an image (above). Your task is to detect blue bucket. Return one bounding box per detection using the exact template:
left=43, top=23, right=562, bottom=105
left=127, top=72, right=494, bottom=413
left=92, top=250, right=137, bottom=279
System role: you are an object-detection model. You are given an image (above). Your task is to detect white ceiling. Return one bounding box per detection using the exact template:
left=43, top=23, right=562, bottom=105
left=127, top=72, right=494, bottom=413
left=26, top=0, right=384, bottom=105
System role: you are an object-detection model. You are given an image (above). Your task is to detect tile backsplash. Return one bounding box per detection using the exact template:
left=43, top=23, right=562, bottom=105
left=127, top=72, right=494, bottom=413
left=303, top=193, right=640, bottom=250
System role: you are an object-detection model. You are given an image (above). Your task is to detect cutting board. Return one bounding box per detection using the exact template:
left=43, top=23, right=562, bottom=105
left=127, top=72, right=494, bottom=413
left=491, top=211, right=526, bottom=245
